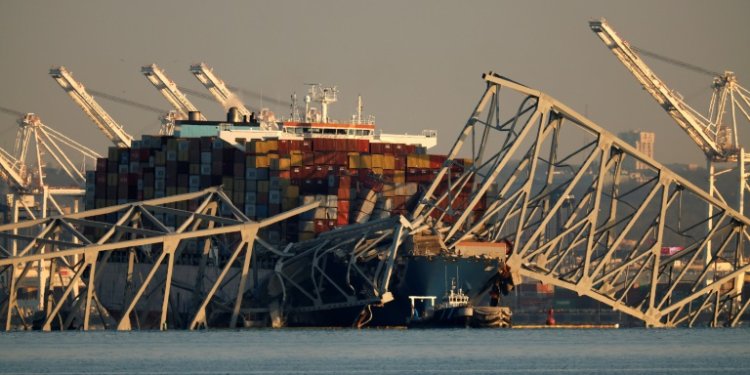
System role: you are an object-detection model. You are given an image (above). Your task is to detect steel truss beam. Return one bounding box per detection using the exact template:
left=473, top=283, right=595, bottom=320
left=414, top=72, right=750, bottom=327
left=261, top=216, right=409, bottom=327
left=0, top=187, right=317, bottom=331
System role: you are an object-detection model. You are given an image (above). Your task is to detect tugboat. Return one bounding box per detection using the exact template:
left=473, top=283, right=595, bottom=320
left=408, top=278, right=473, bottom=328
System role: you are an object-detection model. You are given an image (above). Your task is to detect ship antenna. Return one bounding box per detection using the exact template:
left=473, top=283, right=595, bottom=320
left=444, top=264, right=448, bottom=292
left=357, top=94, right=363, bottom=124
left=456, top=266, right=459, bottom=291
left=291, top=92, right=300, bottom=122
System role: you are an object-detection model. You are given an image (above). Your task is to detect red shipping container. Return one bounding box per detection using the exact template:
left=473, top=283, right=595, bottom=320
left=278, top=140, right=290, bottom=155
left=370, top=143, right=382, bottom=154
left=313, top=166, right=326, bottom=179
left=279, top=170, right=291, bottom=179
left=393, top=144, right=405, bottom=155
left=393, top=195, right=407, bottom=210
left=357, top=169, right=371, bottom=182
left=314, top=219, right=330, bottom=234
left=394, top=156, right=406, bottom=170
left=291, top=167, right=303, bottom=179
left=313, top=138, right=331, bottom=152
left=303, top=165, right=315, bottom=178
left=303, top=152, right=315, bottom=166
left=337, top=186, right=352, bottom=200
left=339, top=175, right=351, bottom=189
left=300, top=140, right=313, bottom=152
left=430, top=155, right=447, bottom=169
left=356, top=139, right=370, bottom=153
left=337, top=200, right=350, bottom=216
left=343, top=139, right=354, bottom=152
left=337, top=211, right=349, bottom=226
left=336, top=152, right=347, bottom=166
left=382, top=143, right=394, bottom=154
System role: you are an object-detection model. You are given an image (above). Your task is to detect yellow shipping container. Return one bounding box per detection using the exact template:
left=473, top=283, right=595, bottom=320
left=394, top=170, right=406, bottom=184
left=382, top=183, right=396, bottom=197
left=360, top=154, right=372, bottom=169
left=291, top=152, right=303, bottom=166
left=348, top=154, right=360, bottom=169
left=266, top=139, right=279, bottom=151
left=372, top=154, right=384, bottom=169
left=286, top=185, right=300, bottom=198
left=255, top=155, right=270, bottom=168
left=383, top=154, right=395, bottom=170
left=372, top=167, right=384, bottom=175
left=407, top=154, right=419, bottom=168
left=271, top=157, right=290, bottom=171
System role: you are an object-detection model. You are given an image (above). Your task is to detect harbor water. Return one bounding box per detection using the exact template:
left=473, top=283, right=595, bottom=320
left=1, top=328, right=749, bottom=374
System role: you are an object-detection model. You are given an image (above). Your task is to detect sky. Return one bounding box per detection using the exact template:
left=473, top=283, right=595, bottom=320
left=0, top=0, right=748, bottom=165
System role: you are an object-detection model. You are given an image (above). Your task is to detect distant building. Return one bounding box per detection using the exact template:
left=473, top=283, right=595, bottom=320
left=618, top=130, right=655, bottom=171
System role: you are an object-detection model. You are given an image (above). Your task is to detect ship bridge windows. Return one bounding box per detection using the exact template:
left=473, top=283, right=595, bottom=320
left=323, top=128, right=337, bottom=135
left=355, top=129, right=370, bottom=136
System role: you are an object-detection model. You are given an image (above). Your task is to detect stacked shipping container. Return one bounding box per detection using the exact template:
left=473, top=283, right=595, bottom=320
left=86, top=135, right=486, bottom=244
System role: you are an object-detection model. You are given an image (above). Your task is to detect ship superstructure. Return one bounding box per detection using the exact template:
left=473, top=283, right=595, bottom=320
left=173, top=84, right=438, bottom=150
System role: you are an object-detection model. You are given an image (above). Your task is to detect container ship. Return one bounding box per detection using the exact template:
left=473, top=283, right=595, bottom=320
left=85, top=86, right=511, bottom=328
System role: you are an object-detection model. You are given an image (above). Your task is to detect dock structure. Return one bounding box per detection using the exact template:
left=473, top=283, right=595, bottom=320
left=2, top=72, right=750, bottom=330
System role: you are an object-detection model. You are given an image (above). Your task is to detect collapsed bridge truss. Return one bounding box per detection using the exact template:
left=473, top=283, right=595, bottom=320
left=0, top=186, right=408, bottom=331
left=414, top=73, right=750, bottom=327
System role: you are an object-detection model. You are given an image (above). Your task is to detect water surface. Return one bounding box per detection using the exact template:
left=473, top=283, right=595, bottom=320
left=1, top=328, right=748, bottom=374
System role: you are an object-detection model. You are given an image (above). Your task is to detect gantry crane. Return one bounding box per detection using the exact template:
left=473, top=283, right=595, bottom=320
left=590, top=18, right=750, bottom=207
left=2, top=113, right=100, bottom=223
left=0, top=146, right=28, bottom=192
left=189, top=63, right=253, bottom=117
left=49, top=66, right=134, bottom=148
left=589, top=19, right=750, bottom=163
left=590, top=18, right=750, bottom=302
left=1, top=113, right=100, bottom=308
left=141, top=64, right=206, bottom=121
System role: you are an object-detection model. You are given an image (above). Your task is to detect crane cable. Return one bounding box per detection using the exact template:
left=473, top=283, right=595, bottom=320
left=631, top=46, right=723, bottom=78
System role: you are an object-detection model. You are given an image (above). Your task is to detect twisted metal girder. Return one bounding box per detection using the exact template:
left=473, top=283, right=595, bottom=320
left=0, top=187, right=317, bottom=331
left=264, top=216, right=408, bottom=320
left=413, top=72, right=750, bottom=327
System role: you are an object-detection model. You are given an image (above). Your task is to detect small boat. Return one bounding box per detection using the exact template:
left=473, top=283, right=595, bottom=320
left=408, top=278, right=473, bottom=328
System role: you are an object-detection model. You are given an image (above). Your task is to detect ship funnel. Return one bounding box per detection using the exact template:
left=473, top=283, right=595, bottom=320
left=227, top=107, right=241, bottom=122
left=188, top=111, right=202, bottom=121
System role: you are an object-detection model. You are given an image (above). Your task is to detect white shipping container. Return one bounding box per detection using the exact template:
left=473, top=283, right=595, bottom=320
left=326, top=195, right=338, bottom=208
left=326, top=207, right=338, bottom=219
left=300, top=221, right=315, bottom=232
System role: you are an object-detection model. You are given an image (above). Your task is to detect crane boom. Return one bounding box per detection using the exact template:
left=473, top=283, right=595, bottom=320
left=189, top=63, right=252, bottom=118
left=0, top=146, right=27, bottom=190
left=49, top=66, right=133, bottom=148
left=590, top=19, right=733, bottom=161
left=142, top=64, right=206, bottom=120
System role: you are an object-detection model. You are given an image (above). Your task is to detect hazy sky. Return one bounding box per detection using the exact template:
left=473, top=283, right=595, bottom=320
left=1, top=0, right=748, bottom=165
